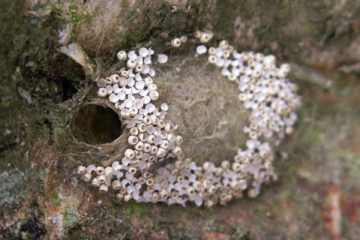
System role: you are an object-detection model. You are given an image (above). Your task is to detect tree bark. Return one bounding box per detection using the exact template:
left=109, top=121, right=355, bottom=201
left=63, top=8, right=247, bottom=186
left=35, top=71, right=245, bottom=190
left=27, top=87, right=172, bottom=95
left=1, top=0, right=360, bottom=239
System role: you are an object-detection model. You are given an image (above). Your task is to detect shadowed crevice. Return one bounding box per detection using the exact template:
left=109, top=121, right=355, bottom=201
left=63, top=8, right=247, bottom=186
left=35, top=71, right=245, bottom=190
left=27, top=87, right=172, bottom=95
left=72, top=104, right=123, bottom=144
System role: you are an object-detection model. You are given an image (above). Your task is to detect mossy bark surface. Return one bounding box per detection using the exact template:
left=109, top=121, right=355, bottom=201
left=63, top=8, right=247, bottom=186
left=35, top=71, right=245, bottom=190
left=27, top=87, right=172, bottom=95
left=1, top=1, right=360, bottom=239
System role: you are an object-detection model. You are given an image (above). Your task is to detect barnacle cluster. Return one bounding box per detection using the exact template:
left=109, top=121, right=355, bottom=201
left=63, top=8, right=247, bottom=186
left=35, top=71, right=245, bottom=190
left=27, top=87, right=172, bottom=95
left=77, top=32, right=301, bottom=207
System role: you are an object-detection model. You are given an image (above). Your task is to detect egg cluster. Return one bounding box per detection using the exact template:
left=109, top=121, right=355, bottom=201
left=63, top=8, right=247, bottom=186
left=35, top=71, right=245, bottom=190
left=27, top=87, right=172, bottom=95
left=77, top=35, right=301, bottom=207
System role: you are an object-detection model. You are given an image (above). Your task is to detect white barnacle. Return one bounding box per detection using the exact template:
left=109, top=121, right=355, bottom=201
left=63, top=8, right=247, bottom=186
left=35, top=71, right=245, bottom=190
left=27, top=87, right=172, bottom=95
left=127, top=50, right=138, bottom=61
left=248, top=187, right=260, bottom=198
left=127, top=59, right=137, bottom=69
left=109, top=93, right=120, bottom=103
left=221, top=68, right=231, bottom=77
left=128, top=136, right=139, bottom=145
left=129, top=107, right=139, bottom=116
left=77, top=165, right=86, bottom=175
left=143, top=116, right=152, bottom=125
left=112, top=161, right=122, bottom=171
left=112, top=180, right=122, bottom=190
left=208, top=47, right=216, bottom=55
left=82, top=173, right=92, bottom=182
left=144, top=56, right=152, bottom=65
left=117, top=50, right=127, bottom=61
left=97, top=88, right=108, bottom=97
left=129, top=127, right=139, bottom=136
left=124, top=149, right=135, bottom=159
left=137, top=124, right=146, bottom=133
left=156, top=147, right=167, bottom=158
left=221, top=161, right=230, bottom=169
left=135, top=141, right=144, bottom=151
left=135, top=81, right=145, bottom=90
left=147, top=135, right=155, bottom=144
left=149, top=90, right=159, bottom=101
left=99, top=184, right=109, bottom=192
left=205, top=200, right=215, bottom=208
left=91, top=177, right=100, bottom=187
left=175, top=135, right=183, bottom=145
left=96, top=166, right=105, bottom=175
left=173, top=147, right=182, bottom=157
left=279, top=63, right=291, bottom=78
left=200, top=31, right=214, bottom=43
left=194, top=30, right=202, bottom=39
left=208, top=55, right=217, bottom=64
left=86, top=164, right=96, bottom=174
left=215, top=57, right=225, bottom=67
left=150, top=145, right=158, bottom=155
left=142, top=64, right=151, bottom=75
left=220, top=193, right=233, bottom=205
left=120, top=69, right=129, bottom=78
left=135, top=64, right=143, bottom=73
left=219, top=40, right=229, bottom=49
left=144, top=104, right=155, bottom=115
left=227, top=73, right=237, bottom=82
left=146, top=178, right=154, bottom=186
left=196, top=45, right=207, bottom=55
left=148, top=83, right=158, bottom=91
left=97, top=175, right=107, bottom=185
left=232, top=162, right=242, bottom=172
left=157, top=54, right=169, bottom=64
left=171, top=38, right=182, bottom=48
left=143, top=143, right=152, bottom=153
left=160, top=103, right=169, bottom=112
left=139, top=47, right=149, bottom=57
left=160, top=140, right=169, bottom=149
left=109, top=74, right=120, bottom=83
left=129, top=167, right=137, bottom=175
left=104, top=167, right=113, bottom=176
left=223, top=49, right=232, bottom=59
left=105, top=85, right=114, bottom=95
left=180, top=35, right=188, bottom=43
left=149, top=68, right=156, bottom=77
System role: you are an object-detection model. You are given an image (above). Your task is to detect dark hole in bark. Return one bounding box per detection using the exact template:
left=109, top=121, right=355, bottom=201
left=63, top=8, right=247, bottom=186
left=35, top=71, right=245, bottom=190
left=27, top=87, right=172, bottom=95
left=49, top=55, right=84, bottom=102
left=72, top=104, right=123, bottom=144
left=19, top=216, right=46, bottom=239
left=58, top=77, right=78, bottom=101
left=20, top=54, right=84, bottom=103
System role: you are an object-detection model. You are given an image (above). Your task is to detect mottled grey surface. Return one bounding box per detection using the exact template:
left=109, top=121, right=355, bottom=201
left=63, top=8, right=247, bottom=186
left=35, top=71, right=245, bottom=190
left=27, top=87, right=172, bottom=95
left=1, top=0, right=360, bottom=239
